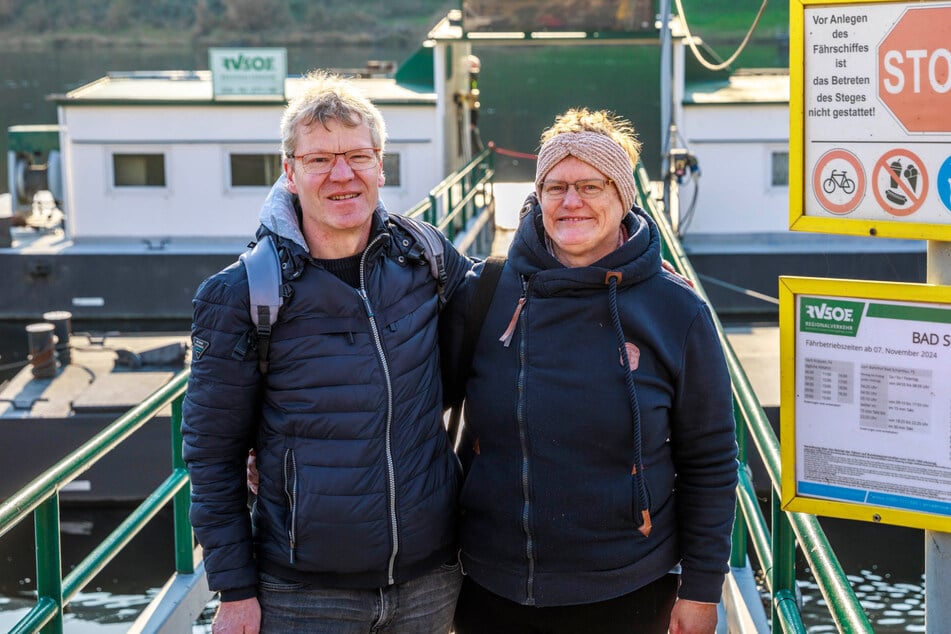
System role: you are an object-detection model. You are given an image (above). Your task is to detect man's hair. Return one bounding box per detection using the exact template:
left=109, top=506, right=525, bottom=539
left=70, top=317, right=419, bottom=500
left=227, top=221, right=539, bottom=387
left=539, top=108, right=641, bottom=166
left=281, top=70, right=387, bottom=158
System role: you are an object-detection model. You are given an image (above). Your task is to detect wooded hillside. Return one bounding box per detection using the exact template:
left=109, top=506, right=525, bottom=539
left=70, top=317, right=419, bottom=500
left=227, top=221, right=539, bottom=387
left=0, top=0, right=456, bottom=46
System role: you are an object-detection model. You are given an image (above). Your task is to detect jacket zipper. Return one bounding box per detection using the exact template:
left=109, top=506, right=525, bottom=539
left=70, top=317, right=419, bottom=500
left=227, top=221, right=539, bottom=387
left=283, top=448, right=297, bottom=564
left=357, top=234, right=399, bottom=585
left=514, top=276, right=536, bottom=605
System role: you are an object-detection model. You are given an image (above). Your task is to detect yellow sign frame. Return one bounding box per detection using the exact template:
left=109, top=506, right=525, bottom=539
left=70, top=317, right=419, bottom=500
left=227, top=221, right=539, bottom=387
left=789, top=0, right=951, bottom=241
left=780, top=275, right=951, bottom=531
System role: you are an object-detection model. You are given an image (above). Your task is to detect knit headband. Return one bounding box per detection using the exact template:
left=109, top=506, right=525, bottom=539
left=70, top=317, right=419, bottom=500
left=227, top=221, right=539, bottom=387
left=535, top=131, right=637, bottom=213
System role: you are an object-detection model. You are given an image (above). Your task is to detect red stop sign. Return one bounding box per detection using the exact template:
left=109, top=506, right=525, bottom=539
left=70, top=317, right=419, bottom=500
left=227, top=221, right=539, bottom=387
left=878, top=7, right=951, bottom=133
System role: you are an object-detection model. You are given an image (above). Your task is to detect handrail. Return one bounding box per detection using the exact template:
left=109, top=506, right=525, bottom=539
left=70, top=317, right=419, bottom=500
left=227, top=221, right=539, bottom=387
left=633, top=165, right=874, bottom=632
left=406, top=147, right=496, bottom=255
left=0, top=370, right=193, bottom=634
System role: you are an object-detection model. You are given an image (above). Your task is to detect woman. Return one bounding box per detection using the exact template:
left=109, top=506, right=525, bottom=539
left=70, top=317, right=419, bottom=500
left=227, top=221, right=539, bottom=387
left=443, top=109, right=738, bottom=634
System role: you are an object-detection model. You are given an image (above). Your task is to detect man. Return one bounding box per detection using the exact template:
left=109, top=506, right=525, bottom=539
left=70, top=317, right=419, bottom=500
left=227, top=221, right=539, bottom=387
left=182, top=71, right=469, bottom=633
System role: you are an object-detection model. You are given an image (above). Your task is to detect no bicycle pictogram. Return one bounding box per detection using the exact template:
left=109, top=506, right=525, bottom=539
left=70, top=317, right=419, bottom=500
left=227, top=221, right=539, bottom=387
left=873, top=149, right=929, bottom=217
left=813, top=149, right=865, bottom=215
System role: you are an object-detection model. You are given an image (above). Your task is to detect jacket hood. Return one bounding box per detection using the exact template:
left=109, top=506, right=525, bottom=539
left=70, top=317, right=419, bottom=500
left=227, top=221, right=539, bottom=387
left=257, top=173, right=391, bottom=253
left=509, top=192, right=662, bottom=296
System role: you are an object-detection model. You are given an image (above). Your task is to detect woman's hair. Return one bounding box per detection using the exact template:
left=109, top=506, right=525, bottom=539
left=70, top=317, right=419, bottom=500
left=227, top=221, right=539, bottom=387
left=281, top=70, right=387, bottom=159
left=539, top=108, right=641, bottom=166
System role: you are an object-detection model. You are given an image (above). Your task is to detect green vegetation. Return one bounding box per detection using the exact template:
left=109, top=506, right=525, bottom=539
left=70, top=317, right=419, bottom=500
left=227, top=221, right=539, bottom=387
left=0, top=0, right=789, bottom=55
left=0, top=0, right=457, bottom=48
left=676, top=0, right=788, bottom=32
left=676, top=0, right=789, bottom=70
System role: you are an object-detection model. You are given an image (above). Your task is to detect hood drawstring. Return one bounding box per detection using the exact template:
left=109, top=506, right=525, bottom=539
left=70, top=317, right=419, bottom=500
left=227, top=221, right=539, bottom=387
left=605, top=271, right=652, bottom=537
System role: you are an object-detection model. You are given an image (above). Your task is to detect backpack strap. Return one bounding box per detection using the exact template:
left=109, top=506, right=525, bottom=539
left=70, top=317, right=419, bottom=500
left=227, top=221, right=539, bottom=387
left=446, top=255, right=506, bottom=448
left=239, top=234, right=283, bottom=374
left=389, top=214, right=448, bottom=308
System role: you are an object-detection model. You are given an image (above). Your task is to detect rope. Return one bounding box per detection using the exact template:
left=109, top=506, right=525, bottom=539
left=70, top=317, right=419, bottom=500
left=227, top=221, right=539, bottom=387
left=488, top=141, right=537, bottom=161
left=675, top=0, right=769, bottom=71
left=697, top=274, right=780, bottom=305
left=0, top=359, right=29, bottom=372
left=606, top=275, right=651, bottom=534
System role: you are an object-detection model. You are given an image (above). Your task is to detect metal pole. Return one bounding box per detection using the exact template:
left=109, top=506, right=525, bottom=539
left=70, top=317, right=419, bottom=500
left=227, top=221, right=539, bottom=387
left=659, top=0, right=672, bottom=216
left=925, top=239, right=951, bottom=633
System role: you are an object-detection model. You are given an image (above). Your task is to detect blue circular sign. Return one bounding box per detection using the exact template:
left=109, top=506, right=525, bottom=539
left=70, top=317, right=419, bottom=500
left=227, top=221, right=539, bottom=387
left=938, top=156, right=951, bottom=213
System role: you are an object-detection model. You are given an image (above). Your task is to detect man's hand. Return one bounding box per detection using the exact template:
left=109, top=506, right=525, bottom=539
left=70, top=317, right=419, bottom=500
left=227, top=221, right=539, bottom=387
left=668, top=599, right=717, bottom=634
left=247, top=449, right=259, bottom=495
left=213, top=597, right=261, bottom=634
left=661, top=259, right=695, bottom=288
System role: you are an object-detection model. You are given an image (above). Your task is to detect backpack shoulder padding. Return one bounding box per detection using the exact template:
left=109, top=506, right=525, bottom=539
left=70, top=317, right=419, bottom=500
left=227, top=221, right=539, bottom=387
left=239, top=234, right=282, bottom=373
left=389, top=214, right=448, bottom=307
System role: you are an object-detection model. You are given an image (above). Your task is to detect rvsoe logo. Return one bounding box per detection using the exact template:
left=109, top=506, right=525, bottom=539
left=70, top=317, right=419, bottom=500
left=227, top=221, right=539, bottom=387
left=209, top=48, right=286, bottom=98
left=222, top=54, right=275, bottom=72
left=800, top=297, right=865, bottom=336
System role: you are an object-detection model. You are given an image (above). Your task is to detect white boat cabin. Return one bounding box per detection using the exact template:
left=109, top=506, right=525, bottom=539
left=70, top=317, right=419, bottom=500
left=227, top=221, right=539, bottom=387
left=46, top=41, right=478, bottom=244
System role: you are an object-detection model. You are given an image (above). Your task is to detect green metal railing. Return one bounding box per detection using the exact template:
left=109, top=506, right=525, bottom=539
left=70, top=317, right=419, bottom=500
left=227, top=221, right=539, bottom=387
left=0, top=370, right=193, bottom=634
left=407, top=146, right=496, bottom=256
left=633, top=165, right=874, bottom=633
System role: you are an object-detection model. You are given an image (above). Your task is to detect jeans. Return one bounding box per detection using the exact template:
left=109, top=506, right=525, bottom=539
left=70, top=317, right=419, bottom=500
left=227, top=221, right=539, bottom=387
left=258, top=560, right=463, bottom=633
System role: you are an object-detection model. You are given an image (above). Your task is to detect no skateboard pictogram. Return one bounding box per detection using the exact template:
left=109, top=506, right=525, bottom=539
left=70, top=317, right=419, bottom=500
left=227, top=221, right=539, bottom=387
left=812, top=149, right=865, bottom=215
left=872, top=149, right=929, bottom=217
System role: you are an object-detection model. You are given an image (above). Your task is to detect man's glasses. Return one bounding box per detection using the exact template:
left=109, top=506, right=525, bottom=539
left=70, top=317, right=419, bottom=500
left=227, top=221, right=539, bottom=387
left=290, top=148, right=381, bottom=174
left=541, top=179, right=614, bottom=199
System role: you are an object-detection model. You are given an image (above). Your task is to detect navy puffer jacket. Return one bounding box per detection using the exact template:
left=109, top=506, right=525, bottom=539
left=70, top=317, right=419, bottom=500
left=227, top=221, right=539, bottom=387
left=183, top=177, right=470, bottom=601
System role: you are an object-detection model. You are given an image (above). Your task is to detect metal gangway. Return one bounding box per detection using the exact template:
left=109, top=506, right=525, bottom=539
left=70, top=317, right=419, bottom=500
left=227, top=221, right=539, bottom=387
left=0, top=147, right=875, bottom=633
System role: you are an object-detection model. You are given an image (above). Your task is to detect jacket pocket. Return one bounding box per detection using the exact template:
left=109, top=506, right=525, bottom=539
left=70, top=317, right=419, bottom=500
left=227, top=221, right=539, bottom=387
left=283, top=448, right=298, bottom=564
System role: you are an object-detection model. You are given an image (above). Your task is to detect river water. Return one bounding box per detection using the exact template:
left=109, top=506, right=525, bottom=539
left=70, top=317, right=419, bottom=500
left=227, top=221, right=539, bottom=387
left=0, top=38, right=928, bottom=633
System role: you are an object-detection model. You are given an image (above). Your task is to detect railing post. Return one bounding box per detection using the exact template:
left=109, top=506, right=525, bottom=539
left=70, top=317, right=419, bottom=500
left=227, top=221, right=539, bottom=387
left=925, top=240, right=951, bottom=633
left=35, top=496, right=64, bottom=634
left=771, top=490, right=798, bottom=634
left=171, top=395, right=194, bottom=574
left=426, top=194, right=437, bottom=226
left=730, top=400, right=748, bottom=568
left=460, top=172, right=468, bottom=232
left=446, top=187, right=456, bottom=240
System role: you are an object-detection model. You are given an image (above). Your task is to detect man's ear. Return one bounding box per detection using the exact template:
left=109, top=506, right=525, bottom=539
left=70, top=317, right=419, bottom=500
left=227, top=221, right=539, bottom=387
left=284, top=160, right=299, bottom=194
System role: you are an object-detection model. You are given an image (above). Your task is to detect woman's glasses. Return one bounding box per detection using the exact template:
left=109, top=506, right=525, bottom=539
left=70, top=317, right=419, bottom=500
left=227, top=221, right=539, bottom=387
left=541, top=179, right=614, bottom=199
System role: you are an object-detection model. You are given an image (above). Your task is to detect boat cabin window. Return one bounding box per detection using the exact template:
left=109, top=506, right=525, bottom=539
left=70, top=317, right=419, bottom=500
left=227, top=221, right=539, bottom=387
left=382, top=152, right=400, bottom=187
left=113, top=153, right=166, bottom=187
left=230, top=153, right=283, bottom=187
left=771, top=151, right=788, bottom=188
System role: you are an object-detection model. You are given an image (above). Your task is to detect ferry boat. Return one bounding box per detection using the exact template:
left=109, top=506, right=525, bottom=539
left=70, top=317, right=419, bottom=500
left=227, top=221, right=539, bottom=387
left=0, top=45, right=477, bottom=325
left=1, top=5, right=928, bottom=330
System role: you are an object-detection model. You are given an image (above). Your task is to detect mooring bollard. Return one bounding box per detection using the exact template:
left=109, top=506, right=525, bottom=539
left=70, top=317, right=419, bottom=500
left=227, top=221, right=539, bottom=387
left=0, top=212, right=12, bottom=248
left=26, top=322, right=58, bottom=378
left=42, top=310, right=73, bottom=365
